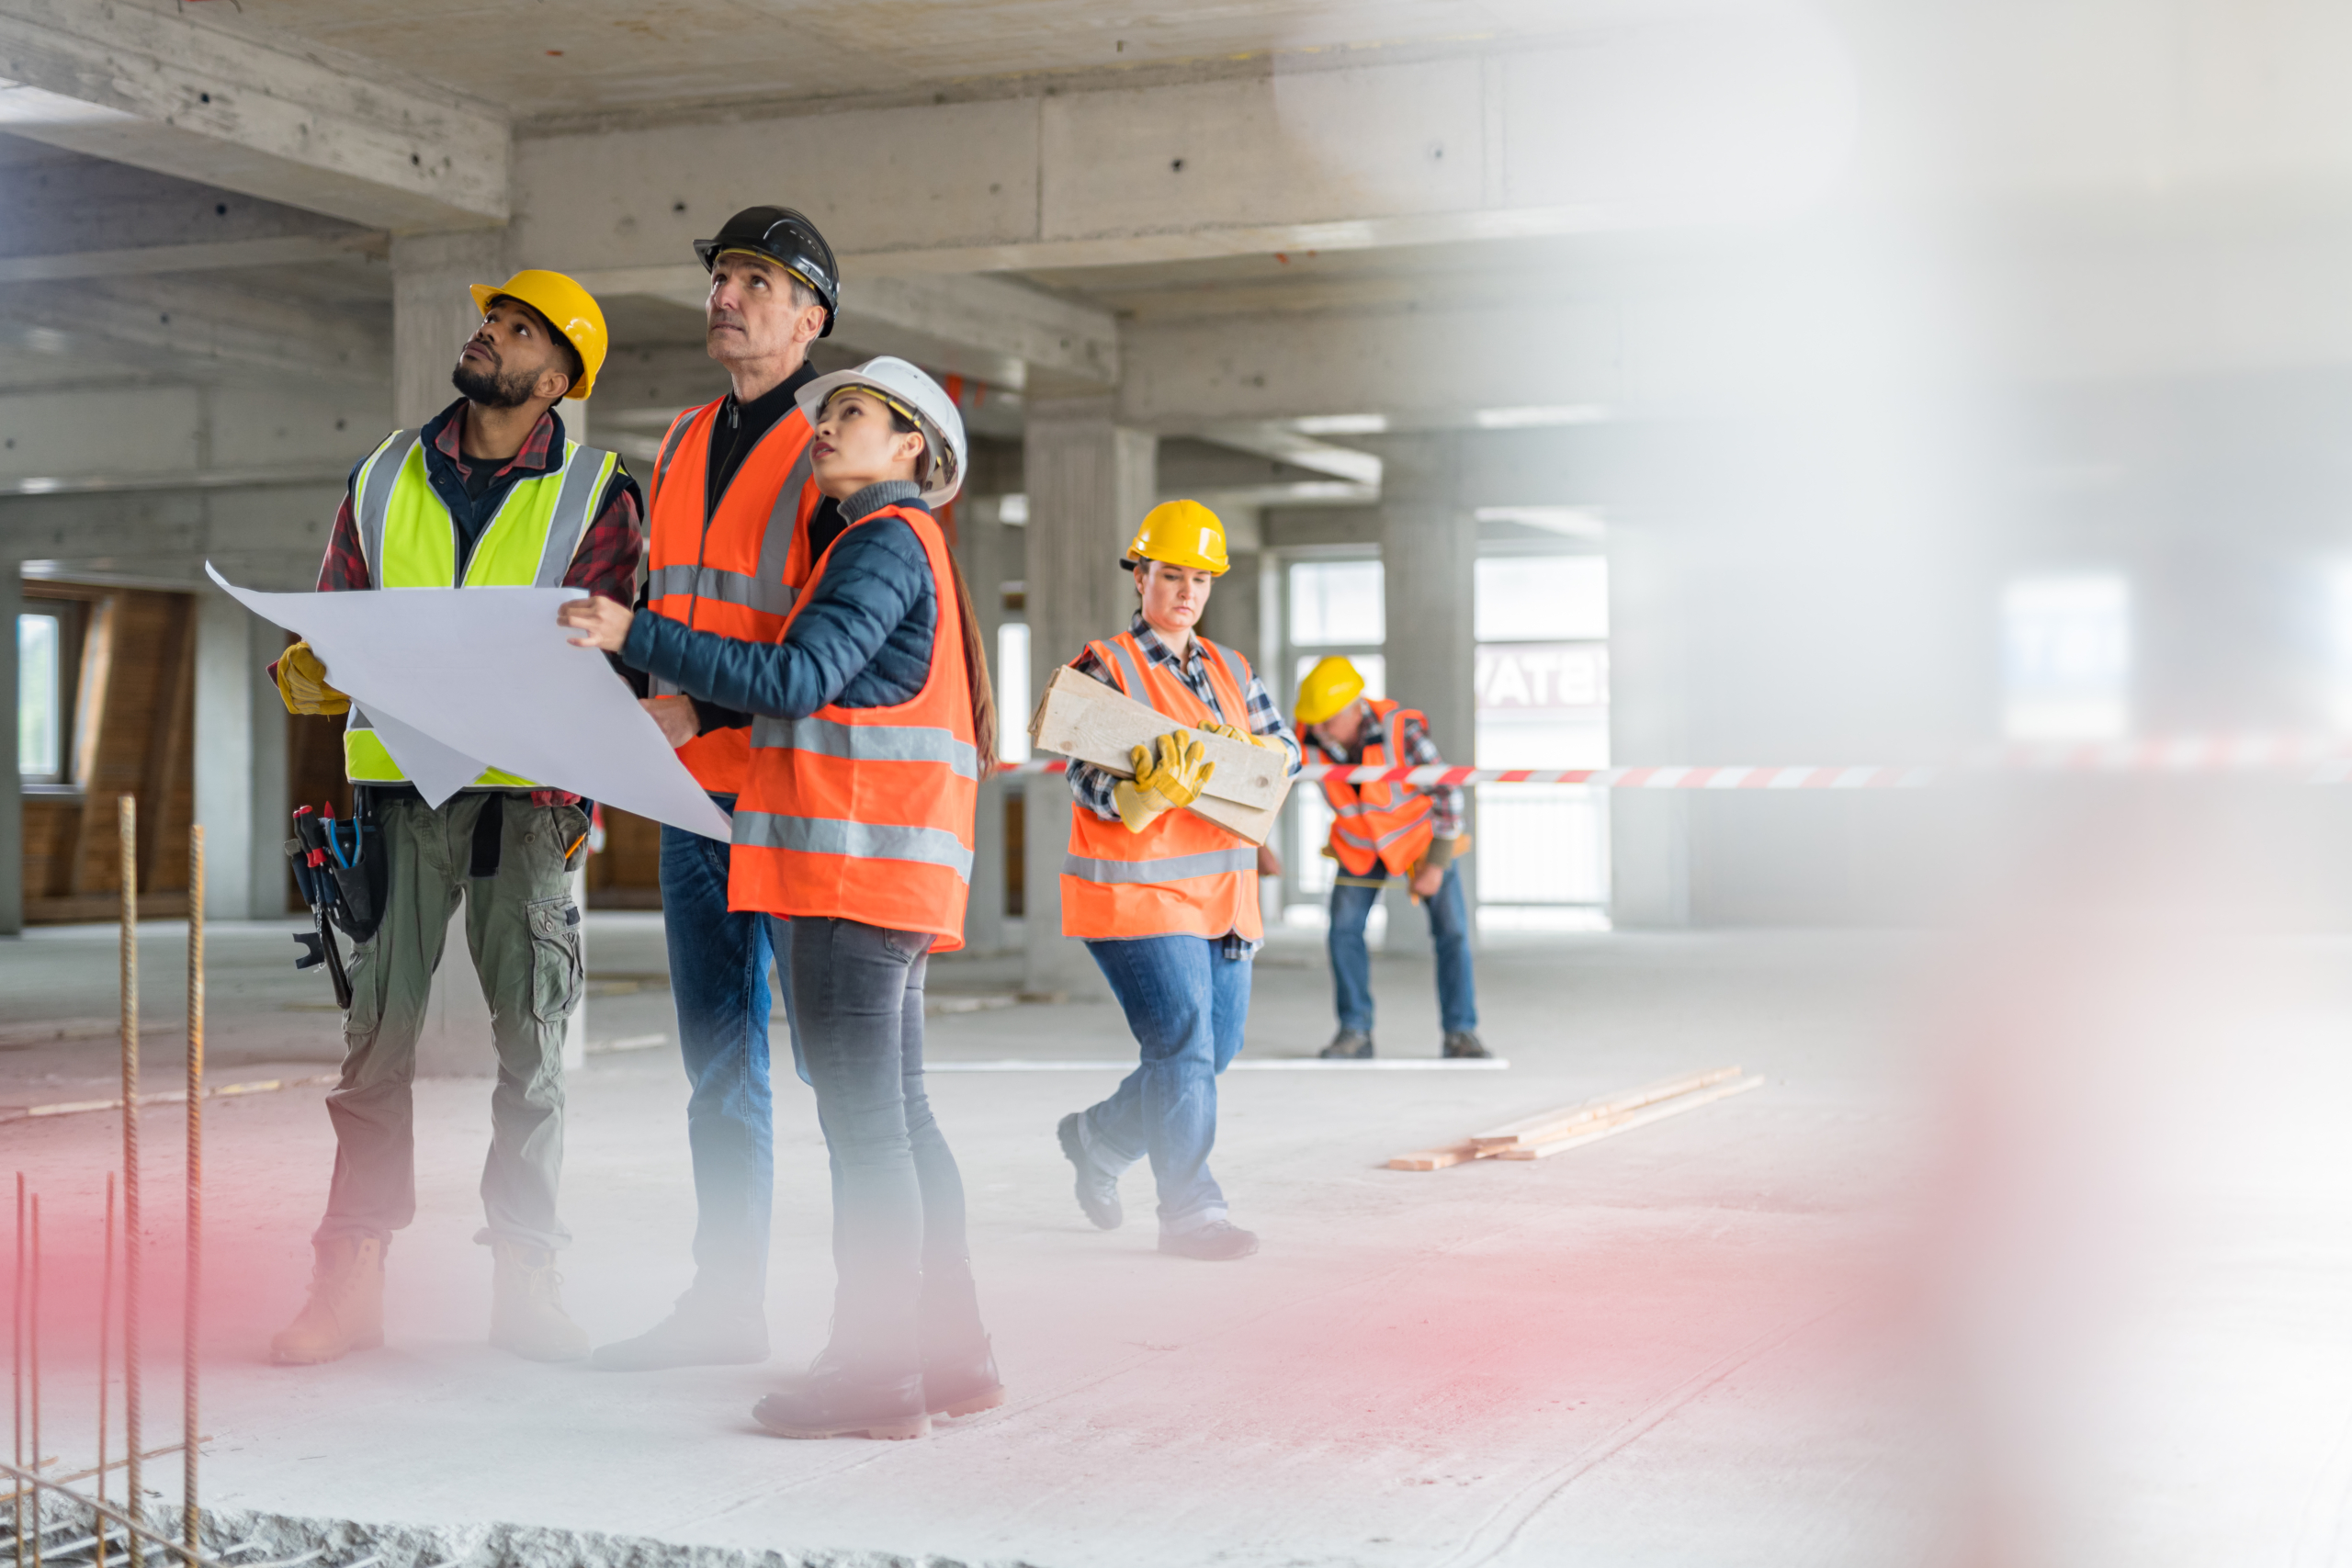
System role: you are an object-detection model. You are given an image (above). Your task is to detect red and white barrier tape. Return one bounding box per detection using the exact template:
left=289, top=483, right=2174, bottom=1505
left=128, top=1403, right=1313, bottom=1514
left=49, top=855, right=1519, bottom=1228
left=993, top=734, right=2352, bottom=786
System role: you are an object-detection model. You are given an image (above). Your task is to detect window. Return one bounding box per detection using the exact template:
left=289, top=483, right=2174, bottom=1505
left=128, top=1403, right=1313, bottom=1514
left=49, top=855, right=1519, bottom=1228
left=996, top=621, right=1031, bottom=765
left=1280, top=558, right=1388, bottom=915
left=1475, top=556, right=1607, bottom=641
left=18, top=611, right=63, bottom=780
left=1476, top=554, right=1611, bottom=923
left=2001, top=574, right=2130, bottom=741
left=1289, top=558, right=1384, bottom=646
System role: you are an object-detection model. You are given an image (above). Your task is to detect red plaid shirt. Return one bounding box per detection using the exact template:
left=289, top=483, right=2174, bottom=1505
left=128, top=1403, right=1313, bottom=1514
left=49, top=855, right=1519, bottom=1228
left=316, top=400, right=642, bottom=599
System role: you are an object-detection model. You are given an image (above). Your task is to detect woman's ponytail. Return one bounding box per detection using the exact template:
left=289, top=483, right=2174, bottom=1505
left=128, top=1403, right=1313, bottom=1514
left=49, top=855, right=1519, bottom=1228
left=944, top=551, right=999, bottom=777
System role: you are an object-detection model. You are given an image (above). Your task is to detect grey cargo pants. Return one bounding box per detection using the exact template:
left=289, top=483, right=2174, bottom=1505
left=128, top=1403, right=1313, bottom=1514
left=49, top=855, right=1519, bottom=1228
left=314, top=792, right=588, bottom=1253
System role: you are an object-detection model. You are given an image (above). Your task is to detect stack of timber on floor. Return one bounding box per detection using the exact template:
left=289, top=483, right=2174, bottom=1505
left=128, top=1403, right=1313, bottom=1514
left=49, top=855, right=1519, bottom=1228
left=20, top=583, right=198, bottom=922
left=1388, top=1066, right=1761, bottom=1169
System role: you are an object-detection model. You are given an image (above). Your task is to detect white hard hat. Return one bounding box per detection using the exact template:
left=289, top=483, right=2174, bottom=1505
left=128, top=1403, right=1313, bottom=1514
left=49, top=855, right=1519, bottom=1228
left=796, top=355, right=968, bottom=507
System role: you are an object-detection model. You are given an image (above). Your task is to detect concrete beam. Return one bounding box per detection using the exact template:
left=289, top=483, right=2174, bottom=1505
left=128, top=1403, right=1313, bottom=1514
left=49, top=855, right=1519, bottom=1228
left=0, top=0, right=508, bottom=230
left=1118, top=296, right=1619, bottom=429
left=0, top=232, right=384, bottom=285
left=0, top=275, right=390, bottom=387
left=571, top=264, right=1118, bottom=391
left=514, top=23, right=1852, bottom=276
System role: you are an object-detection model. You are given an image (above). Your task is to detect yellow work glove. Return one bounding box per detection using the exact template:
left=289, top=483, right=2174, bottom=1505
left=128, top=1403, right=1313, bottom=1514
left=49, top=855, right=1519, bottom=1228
left=1204, top=721, right=1280, bottom=751
left=1141, top=732, right=1216, bottom=809
left=1113, top=778, right=1174, bottom=833
left=272, top=640, right=349, bottom=716
left=1112, top=741, right=1176, bottom=833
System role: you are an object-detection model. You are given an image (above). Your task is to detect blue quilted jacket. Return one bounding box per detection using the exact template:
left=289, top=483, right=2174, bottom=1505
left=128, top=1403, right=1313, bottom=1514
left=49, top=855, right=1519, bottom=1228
left=621, top=481, right=937, bottom=718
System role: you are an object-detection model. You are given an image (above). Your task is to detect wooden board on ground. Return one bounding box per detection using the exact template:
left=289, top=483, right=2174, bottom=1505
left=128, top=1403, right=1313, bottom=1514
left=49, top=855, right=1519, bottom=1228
left=1385, top=1140, right=1484, bottom=1171
left=1470, top=1065, right=1743, bottom=1151
left=1492, top=1074, right=1761, bottom=1158
left=1385, top=1067, right=1762, bottom=1169
left=1030, top=665, right=1294, bottom=811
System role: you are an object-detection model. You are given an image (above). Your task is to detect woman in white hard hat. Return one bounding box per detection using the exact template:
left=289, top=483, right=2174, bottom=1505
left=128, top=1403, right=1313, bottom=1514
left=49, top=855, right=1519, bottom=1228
left=1052, top=500, right=1302, bottom=1261
left=561, top=355, right=1000, bottom=1439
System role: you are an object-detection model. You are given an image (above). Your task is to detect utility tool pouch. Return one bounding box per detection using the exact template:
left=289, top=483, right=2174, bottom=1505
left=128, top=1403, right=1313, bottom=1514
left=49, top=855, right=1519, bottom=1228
left=320, top=789, right=388, bottom=945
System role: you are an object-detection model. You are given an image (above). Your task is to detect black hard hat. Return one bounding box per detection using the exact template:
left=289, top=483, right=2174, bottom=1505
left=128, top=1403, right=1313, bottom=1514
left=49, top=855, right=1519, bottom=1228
left=694, top=206, right=840, bottom=337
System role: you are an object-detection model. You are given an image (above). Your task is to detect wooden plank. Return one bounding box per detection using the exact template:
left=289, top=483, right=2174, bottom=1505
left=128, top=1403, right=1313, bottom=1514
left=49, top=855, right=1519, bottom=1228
left=138, top=593, right=196, bottom=891
left=1030, top=664, right=1294, bottom=811
left=1385, top=1140, right=1486, bottom=1171
left=1494, top=1075, right=1763, bottom=1159
left=1470, top=1065, right=1743, bottom=1150
left=64, top=593, right=120, bottom=894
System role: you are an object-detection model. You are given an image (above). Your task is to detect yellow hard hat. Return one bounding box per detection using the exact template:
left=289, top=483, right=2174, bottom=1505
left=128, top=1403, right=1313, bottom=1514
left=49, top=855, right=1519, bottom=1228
left=1295, top=655, right=1366, bottom=728
left=1121, top=499, right=1229, bottom=576
left=469, top=270, right=608, bottom=400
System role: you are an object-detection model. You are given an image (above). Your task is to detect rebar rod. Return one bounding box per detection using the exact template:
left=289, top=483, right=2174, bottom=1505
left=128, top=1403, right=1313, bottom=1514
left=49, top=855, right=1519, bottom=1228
left=0, top=1463, right=232, bottom=1568
left=96, top=1178, right=113, bottom=1568
left=181, top=828, right=201, bottom=1562
left=28, top=1194, right=39, bottom=1568
left=0, top=1444, right=202, bottom=1506
left=116, top=797, right=140, bottom=1568
left=13, top=1173, right=23, bottom=1568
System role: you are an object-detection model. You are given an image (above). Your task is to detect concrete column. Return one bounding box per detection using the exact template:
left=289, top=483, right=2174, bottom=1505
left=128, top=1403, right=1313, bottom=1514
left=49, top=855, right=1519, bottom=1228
left=193, top=587, right=289, bottom=920
left=1607, top=520, right=1690, bottom=927
left=0, top=561, right=21, bottom=936
left=956, top=497, right=1012, bottom=955
left=1376, top=434, right=1478, bottom=953
left=1022, top=397, right=1155, bottom=997
left=391, top=231, right=509, bottom=428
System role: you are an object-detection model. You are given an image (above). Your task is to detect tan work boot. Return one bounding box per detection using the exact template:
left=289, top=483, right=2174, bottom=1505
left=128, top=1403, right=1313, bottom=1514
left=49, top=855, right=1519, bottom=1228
left=270, top=1236, right=386, bottom=1365
left=488, top=1238, right=590, bottom=1361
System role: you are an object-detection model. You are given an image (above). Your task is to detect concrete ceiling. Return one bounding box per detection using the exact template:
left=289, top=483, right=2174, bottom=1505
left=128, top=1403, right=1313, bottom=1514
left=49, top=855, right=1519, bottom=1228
left=132, top=0, right=1661, bottom=118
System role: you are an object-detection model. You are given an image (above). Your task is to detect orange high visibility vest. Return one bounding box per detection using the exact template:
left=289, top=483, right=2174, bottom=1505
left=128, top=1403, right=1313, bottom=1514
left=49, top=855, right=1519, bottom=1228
left=1310, top=698, right=1437, bottom=877
left=729, top=502, right=979, bottom=950
left=1061, top=631, right=1262, bottom=942
left=643, top=398, right=823, bottom=795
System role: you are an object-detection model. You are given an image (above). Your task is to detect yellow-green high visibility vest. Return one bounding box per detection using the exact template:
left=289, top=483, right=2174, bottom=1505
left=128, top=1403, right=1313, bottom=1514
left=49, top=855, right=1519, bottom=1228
left=341, top=427, right=622, bottom=788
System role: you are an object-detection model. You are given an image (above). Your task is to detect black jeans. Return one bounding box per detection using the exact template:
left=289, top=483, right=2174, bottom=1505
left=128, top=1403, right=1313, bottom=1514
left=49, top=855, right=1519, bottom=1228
left=769, top=914, right=979, bottom=1374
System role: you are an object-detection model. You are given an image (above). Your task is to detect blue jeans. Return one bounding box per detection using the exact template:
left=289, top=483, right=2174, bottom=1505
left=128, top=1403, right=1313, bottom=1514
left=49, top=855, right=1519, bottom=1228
left=660, top=805, right=793, bottom=1308
left=1328, top=865, right=1478, bottom=1036
left=773, top=915, right=975, bottom=1372
left=1080, top=935, right=1252, bottom=1232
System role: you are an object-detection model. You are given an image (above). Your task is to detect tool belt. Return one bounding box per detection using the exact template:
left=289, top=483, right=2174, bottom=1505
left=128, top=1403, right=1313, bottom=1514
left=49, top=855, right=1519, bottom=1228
left=285, top=791, right=390, bottom=1010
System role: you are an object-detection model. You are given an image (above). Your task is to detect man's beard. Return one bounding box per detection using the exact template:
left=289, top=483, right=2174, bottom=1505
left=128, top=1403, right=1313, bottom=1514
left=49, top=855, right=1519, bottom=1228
left=451, top=356, right=539, bottom=409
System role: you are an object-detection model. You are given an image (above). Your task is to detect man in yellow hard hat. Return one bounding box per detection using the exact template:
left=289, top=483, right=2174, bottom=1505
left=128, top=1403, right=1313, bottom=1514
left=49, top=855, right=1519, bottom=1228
left=1053, top=499, right=1302, bottom=1260
left=1295, top=655, right=1486, bottom=1059
left=264, top=268, right=645, bottom=1368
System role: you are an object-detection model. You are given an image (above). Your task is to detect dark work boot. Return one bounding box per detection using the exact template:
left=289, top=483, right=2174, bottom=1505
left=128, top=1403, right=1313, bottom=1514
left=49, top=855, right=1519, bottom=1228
left=1319, top=1029, right=1374, bottom=1060
left=593, top=1289, right=769, bottom=1371
left=921, top=1259, right=1004, bottom=1419
left=1442, top=1031, right=1492, bottom=1059
left=752, top=1346, right=929, bottom=1440
left=1057, top=1111, right=1123, bottom=1230
left=1159, top=1220, right=1261, bottom=1261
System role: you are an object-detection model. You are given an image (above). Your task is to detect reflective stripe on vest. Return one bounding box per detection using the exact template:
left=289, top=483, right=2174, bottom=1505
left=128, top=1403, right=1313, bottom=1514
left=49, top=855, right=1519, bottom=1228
left=735, top=810, right=976, bottom=878
left=750, top=712, right=981, bottom=779
left=1062, top=846, right=1257, bottom=884
left=342, top=429, right=617, bottom=786
left=644, top=398, right=821, bottom=793
left=727, top=502, right=978, bottom=951
left=1060, top=630, right=1261, bottom=942
left=1315, top=699, right=1436, bottom=876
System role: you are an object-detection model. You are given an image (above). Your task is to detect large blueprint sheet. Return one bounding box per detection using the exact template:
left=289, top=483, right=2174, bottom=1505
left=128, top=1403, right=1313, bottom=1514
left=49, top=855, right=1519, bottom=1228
left=209, top=565, right=731, bottom=840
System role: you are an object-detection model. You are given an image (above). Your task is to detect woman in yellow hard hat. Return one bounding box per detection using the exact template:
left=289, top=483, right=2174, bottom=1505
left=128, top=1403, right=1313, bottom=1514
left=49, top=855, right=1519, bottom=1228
left=1052, top=499, right=1301, bottom=1261
left=1295, top=655, right=1485, bottom=1060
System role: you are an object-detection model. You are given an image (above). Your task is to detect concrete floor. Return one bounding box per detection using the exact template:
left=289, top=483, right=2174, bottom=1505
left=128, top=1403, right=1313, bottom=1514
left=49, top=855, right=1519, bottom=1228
left=4, top=915, right=2346, bottom=1566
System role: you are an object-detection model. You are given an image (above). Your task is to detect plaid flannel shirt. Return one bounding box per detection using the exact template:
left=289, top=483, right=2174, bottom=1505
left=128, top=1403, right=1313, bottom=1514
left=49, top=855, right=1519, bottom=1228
left=1067, top=613, right=1302, bottom=822
left=1303, top=705, right=1464, bottom=839
left=316, top=400, right=643, bottom=600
